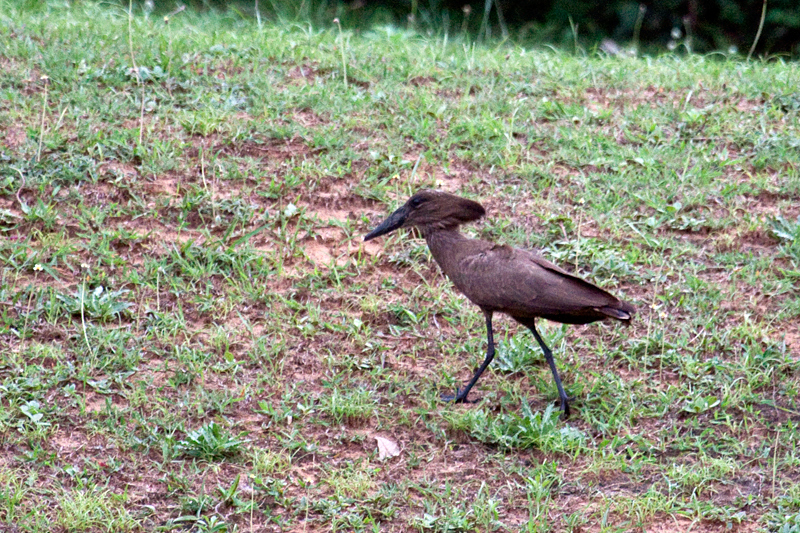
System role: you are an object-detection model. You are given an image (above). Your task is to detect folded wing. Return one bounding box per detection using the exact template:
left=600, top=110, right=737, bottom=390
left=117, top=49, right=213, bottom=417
left=451, top=244, right=633, bottom=324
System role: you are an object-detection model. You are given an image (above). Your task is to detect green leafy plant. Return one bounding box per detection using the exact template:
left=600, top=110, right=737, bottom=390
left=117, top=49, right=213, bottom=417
left=448, top=403, right=585, bottom=451
left=176, top=422, right=247, bottom=461
left=57, top=286, right=132, bottom=322
left=681, top=395, right=721, bottom=414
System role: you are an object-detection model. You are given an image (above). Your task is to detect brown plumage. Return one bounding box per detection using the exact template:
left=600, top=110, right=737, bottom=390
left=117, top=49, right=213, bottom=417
left=365, top=190, right=635, bottom=418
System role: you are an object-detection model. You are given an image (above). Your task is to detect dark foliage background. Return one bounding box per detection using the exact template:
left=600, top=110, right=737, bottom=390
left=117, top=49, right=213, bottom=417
left=147, top=0, right=799, bottom=56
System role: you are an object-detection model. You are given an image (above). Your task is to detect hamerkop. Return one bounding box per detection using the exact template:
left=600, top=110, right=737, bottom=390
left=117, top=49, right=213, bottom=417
left=365, top=190, right=635, bottom=418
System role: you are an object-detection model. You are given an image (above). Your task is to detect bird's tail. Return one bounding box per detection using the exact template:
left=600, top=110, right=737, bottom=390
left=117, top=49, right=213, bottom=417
left=599, top=300, right=635, bottom=321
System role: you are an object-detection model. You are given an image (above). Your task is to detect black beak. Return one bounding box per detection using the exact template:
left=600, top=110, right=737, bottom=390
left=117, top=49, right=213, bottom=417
left=364, top=206, right=409, bottom=241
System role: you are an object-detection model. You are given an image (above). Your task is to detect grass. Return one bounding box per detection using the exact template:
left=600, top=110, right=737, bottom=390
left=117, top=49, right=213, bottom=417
left=1, top=1, right=799, bottom=531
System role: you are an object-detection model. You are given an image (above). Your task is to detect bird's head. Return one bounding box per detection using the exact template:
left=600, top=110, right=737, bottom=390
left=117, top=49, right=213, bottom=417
left=364, top=190, right=486, bottom=241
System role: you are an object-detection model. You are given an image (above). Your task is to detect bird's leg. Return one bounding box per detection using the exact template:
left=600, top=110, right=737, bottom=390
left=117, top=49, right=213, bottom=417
left=529, top=323, right=572, bottom=419
left=442, top=310, right=494, bottom=403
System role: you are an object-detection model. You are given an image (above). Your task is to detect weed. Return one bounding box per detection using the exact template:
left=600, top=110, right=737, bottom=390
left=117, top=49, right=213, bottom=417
left=447, top=403, right=585, bottom=451
left=176, top=422, right=247, bottom=461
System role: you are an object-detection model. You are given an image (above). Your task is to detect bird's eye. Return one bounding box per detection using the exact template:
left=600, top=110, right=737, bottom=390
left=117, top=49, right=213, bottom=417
left=410, top=197, right=424, bottom=208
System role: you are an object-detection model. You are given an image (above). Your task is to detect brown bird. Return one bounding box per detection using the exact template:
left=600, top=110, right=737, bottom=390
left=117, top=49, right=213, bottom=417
left=364, top=190, right=635, bottom=418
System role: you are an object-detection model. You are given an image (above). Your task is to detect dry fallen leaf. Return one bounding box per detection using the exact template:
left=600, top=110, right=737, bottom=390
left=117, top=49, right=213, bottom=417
left=374, top=435, right=400, bottom=460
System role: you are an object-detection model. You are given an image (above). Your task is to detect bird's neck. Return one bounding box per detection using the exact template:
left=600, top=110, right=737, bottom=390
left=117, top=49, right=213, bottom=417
left=424, top=228, right=468, bottom=275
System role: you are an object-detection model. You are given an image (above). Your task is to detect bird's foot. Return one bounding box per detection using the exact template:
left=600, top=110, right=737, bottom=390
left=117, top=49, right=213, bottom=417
left=440, top=389, right=479, bottom=404
left=559, top=396, right=572, bottom=420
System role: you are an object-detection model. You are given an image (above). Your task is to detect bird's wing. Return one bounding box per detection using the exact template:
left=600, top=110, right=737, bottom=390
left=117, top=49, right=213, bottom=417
left=452, top=244, right=618, bottom=316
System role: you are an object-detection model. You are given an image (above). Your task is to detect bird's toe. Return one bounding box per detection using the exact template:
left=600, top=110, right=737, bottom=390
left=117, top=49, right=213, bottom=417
left=559, top=398, right=571, bottom=419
